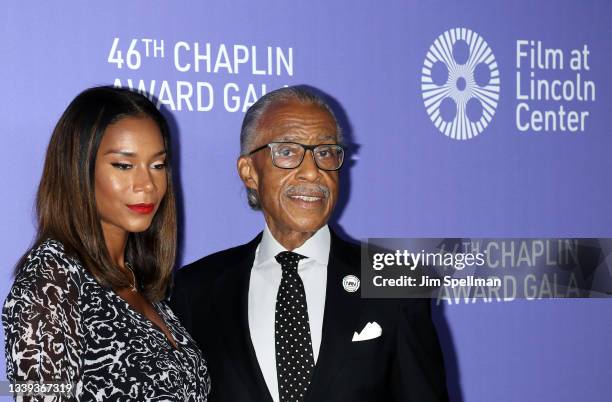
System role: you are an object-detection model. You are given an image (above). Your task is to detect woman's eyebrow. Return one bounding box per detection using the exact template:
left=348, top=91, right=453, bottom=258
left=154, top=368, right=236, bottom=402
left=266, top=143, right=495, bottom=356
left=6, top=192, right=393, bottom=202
left=103, top=149, right=166, bottom=156
left=104, top=149, right=136, bottom=156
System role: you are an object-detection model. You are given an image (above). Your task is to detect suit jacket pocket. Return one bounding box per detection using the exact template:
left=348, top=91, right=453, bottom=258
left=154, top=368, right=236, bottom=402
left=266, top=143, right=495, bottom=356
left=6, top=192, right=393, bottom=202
left=345, top=336, right=384, bottom=359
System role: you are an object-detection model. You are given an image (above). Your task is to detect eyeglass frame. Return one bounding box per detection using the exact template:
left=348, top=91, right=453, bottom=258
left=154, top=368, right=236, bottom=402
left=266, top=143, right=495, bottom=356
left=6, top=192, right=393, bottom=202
left=248, top=141, right=346, bottom=171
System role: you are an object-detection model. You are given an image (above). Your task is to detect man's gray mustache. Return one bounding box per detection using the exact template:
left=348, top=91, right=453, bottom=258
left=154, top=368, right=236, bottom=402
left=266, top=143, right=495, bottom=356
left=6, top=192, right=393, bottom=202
left=285, top=184, right=330, bottom=198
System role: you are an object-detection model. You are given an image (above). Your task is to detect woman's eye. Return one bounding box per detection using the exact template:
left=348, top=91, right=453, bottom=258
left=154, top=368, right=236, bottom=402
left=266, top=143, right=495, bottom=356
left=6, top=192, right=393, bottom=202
left=111, top=163, right=132, bottom=170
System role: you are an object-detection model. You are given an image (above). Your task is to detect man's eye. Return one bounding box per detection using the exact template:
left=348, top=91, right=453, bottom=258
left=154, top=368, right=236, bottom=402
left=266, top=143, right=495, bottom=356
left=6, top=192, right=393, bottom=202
left=275, top=148, right=295, bottom=157
left=316, top=146, right=337, bottom=158
left=111, top=163, right=132, bottom=170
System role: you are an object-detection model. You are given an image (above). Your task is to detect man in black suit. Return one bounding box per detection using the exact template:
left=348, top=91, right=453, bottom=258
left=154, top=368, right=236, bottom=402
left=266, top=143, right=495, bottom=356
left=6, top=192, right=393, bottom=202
left=171, top=86, right=449, bottom=402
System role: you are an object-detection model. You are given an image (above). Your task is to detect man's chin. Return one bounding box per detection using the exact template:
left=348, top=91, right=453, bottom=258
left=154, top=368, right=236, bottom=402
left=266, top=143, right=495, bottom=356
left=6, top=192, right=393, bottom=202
left=286, top=216, right=329, bottom=234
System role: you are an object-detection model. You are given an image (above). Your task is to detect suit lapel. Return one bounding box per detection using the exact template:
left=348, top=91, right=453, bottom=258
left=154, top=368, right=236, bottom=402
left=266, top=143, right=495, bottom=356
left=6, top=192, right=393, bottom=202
left=213, top=231, right=360, bottom=402
left=305, top=232, right=361, bottom=402
left=213, top=233, right=274, bottom=402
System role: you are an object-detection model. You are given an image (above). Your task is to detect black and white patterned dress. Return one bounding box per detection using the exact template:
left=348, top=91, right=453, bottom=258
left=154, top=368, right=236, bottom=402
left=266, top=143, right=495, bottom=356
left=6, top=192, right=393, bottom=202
left=2, top=239, right=210, bottom=401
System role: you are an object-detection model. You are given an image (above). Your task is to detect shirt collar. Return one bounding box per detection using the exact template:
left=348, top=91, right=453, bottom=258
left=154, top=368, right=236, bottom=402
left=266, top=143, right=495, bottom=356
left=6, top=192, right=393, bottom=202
left=255, top=223, right=331, bottom=267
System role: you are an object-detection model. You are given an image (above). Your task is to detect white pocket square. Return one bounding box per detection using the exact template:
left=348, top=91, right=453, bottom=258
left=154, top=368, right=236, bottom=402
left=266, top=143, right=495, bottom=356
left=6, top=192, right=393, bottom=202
left=351, top=321, right=382, bottom=342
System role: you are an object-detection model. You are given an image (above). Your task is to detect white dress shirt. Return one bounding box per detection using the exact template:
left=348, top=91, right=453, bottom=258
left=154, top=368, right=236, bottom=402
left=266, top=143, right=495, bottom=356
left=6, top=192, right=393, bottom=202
left=248, top=224, right=330, bottom=402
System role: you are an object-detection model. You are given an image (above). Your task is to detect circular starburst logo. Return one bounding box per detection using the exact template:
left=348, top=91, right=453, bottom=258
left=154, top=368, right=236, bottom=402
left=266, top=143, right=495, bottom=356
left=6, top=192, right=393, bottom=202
left=422, top=28, right=500, bottom=140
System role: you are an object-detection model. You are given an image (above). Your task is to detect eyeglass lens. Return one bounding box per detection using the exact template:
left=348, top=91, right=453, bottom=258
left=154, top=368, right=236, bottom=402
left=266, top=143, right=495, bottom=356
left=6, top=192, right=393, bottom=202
left=271, top=143, right=344, bottom=170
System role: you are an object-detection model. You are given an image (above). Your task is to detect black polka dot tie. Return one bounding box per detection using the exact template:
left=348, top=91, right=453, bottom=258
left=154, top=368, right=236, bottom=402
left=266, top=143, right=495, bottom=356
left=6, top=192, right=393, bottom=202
left=274, top=251, right=314, bottom=402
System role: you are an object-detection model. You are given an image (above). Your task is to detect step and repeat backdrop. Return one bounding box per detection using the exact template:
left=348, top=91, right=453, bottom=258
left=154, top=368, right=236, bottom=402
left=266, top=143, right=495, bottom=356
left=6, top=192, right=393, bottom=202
left=1, top=1, right=611, bottom=401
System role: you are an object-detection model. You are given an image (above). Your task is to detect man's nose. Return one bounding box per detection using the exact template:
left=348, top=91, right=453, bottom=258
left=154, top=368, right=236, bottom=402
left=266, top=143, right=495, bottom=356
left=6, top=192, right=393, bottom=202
left=295, top=149, right=321, bottom=181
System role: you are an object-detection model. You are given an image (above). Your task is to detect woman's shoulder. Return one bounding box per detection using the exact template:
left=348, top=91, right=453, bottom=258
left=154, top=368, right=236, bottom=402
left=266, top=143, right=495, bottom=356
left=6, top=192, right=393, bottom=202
left=23, top=237, right=83, bottom=269
left=14, top=238, right=89, bottom=293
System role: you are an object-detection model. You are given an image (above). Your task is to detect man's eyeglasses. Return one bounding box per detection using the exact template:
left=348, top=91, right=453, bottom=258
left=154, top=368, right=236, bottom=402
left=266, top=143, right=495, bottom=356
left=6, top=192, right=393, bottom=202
left=249, top=142, right=345, bottom=171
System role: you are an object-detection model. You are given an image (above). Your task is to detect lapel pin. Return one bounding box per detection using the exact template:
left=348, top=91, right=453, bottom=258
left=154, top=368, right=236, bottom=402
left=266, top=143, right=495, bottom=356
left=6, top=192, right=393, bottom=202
left=342, top=275, right=360, bottom=292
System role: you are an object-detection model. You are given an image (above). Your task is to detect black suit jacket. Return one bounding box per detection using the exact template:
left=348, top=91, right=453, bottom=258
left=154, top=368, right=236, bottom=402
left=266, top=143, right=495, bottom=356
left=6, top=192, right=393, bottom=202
left=170, top=231, right=449, bottom=402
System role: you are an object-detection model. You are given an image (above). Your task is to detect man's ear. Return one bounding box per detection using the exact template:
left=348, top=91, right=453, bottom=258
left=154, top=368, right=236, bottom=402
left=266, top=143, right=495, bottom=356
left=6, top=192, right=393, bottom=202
left=237, top=156, right=259, bottom=190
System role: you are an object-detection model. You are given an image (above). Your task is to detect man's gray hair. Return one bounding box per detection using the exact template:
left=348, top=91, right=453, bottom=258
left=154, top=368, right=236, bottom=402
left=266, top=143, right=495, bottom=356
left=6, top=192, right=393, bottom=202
left=240, top=86, right=342, bottom=210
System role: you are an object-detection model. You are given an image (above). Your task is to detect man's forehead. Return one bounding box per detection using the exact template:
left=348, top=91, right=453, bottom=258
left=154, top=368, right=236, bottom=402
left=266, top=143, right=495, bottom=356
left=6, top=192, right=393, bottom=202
left=252, top=101, right=338, bottom=145
left=275, top=133, right=337, bottom=142
left=258, top=101, right=335, bottom=128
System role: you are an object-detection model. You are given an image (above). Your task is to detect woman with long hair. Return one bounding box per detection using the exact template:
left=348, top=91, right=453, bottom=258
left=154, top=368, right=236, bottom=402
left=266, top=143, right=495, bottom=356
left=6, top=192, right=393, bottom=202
left=2, top=86, right=209, bottom=400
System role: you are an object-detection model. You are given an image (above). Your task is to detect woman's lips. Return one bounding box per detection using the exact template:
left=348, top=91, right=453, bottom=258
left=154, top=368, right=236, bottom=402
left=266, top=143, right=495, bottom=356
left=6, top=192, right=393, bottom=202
left=127, top=203, right=155, bottom=214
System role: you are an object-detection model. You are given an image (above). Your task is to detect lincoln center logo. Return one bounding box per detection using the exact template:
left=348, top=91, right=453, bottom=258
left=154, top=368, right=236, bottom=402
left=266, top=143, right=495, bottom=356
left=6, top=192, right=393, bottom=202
left=422, top=28, right=500, bottom=140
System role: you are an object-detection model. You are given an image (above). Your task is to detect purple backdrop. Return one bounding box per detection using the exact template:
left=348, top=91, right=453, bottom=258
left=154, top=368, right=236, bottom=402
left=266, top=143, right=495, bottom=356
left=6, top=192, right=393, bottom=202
left=1, top=1, right=611, bottom=401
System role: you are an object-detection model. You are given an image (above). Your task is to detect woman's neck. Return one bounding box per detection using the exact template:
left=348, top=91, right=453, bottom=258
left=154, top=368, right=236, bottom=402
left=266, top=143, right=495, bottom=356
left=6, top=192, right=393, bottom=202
left=100, top=222, right=128, bottom=268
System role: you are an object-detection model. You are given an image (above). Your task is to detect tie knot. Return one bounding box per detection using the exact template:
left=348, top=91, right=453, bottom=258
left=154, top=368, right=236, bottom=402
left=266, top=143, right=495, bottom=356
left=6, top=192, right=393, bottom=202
left=275, top=251, right=307, bottom=272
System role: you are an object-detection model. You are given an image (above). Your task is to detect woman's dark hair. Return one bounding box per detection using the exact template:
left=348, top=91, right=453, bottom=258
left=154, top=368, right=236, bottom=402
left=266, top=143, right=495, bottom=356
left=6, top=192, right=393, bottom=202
left=19, top=86, right=177, bottom=302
